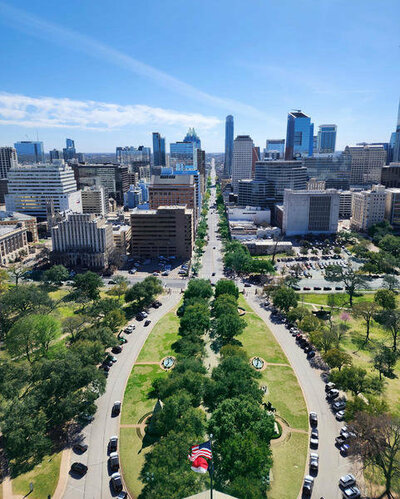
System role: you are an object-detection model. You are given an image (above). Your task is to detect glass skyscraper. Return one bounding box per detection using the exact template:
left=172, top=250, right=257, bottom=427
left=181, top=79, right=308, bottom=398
left=152, top=132, right=166, bottom=168
left=317, top=125, right=337, bottom=153
left=285, top=111, right=314, bottom=159
left=224, top=115, right=234, bottom=176
left=170, top=128, right=201, bottom=168
left=14, top=141, right=44, bottom=164
left=63, top=138, right=76, bottom=161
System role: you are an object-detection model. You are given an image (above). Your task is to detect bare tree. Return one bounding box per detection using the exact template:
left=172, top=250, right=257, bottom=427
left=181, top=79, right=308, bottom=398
left=349, top=413, right=400, bottom=499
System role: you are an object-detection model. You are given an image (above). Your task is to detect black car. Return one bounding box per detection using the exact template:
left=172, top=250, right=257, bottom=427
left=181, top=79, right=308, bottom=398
left=112, top=401, right=121, bottom=416
left=212, top=272, right=216, bottom=276
left=144, top=320, right=151, bottom=327
left=70, top=462, right=88, bottom=476
left=111, top=472, right=123, bottom=493
left=309, top=412, right=318, bottom=427
left=112, top=345, right=123, bottom=354
left=109, top=436, right=118, bottom=452
left=109, top=452, right=120, bottom=471
left=136, top=313, right=144, bottom=321
left=307, top=350, right=316, bottom=359
left=73, top=443, right=88, bottom=454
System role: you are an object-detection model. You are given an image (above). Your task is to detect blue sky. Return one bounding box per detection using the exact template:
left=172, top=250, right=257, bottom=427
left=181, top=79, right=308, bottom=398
left=0, top=0, right=399, bottom=153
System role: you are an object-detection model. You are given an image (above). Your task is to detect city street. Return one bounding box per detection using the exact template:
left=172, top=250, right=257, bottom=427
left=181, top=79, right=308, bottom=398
left=63, top=290, right=182, bottom=499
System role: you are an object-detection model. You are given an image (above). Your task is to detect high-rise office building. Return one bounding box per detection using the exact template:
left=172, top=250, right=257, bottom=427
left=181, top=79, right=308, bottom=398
left=302, top=152, right=351, bottom=189
left=49, top=149, right=63, bottom=163
left=283, top=189, right=340, bottom=235
left=346, top=144, right=386, bottom=186
left=170, top=128, right=201, bottom=169
left=285, top=111, right=314, bottom=159
left=14, top=141, right=44, bottom=164
left=152, top=132, right=166, bottom=169
left=391, top=100, right=400, bottom=163
left=0, top=147, right=18, bottom=178
left=317, top=125, right=337, bottom=153
left=149, top=174, right=197, bottom=217
left=116, top=146, right=151, bottom=166
left=350, top=184, right=387, bottom=231
left=266, top=139, right=285, bottom=156
left=224, top=115, right=234, bottom=177
left=5, top=163, right=82, bottom=217
left=232, top=135, right=254, bottom=193
left=63, top=138, right=76, bottom=161
left=183, top=128, right=201, bottom=149
left=381, top=163, right=400, bottom=188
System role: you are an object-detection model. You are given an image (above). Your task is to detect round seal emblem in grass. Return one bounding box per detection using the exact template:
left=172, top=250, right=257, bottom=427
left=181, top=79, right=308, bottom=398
left=251, top=356, right=265, bottom=370
left=160, top=356, right=175, bottom=370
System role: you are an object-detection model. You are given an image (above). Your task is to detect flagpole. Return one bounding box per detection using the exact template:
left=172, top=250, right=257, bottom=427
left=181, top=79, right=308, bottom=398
left=209, top=434, right=214, bottom=499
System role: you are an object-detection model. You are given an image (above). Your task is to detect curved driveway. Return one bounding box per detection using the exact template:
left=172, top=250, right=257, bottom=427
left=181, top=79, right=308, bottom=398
left=63, top=290, right=182, bottom=499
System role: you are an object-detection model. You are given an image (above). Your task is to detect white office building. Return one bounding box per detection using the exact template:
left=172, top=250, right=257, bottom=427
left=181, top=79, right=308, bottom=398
left=282, top=189, right=340, bottom=236
left=232, top=135, right=254, bottom=193
left=350, top=184, right=387, bottom=231
left=5, top=163, right=82, bottom=218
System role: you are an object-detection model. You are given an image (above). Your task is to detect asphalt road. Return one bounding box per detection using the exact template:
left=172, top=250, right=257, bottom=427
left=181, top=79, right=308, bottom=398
left=63, top=290, right=182, bottom=499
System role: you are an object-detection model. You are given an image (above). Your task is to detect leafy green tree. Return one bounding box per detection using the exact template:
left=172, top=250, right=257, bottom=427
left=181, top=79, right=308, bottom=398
left=108, top=275, right=129, bottom=299
left=77, top=325, right=118, bottom=348
left=73, top=271, right=103, bottom=301
left=352, top=302, right=379, bottom=343
left=329, top=366, right=384, bottom=396
left=309, top=327, right=337, bottom=353
left=250, top=259, right=274, bottom=275
left=86, top=297, right=120, bottom=320
left=344, top=396, right=389, bottom=421
left=8, top=263, right=29, bottom=286
left=43, top=265, right=69, bottom=286
left=272, top=286, right=298, bottom=313
left=214, top=279, right=239, bottom=299
left=368, top=220, right=393, bottom=243
left=102, top=309, right=126, bottom=332
left=378, top=234, right=400, bottom=259
left=180, top=302, right=210, bottom=336
left=325, top=264, right=368, bottom=306
left=374, top=289, right=397, bottom=311
left=375, top=310, right=400, bottom=352
left=0, top=284, right=53, bottom=320
left=298, top=314, right=322, bottom=333
left=62, top=315, right=86, bottom=342
left=214, top=312, right=246, bottom=345
left=125, top=276, right=163, bottom=309
left=0, top=268, right=10, bottom=293
left=382, top=275, right=400, bottom=292
left=213, top=294, right=238, bottom=318
left=373, top=346, right=398, bottom=380
left=152, top=372, right=205, bottom=407
left=183, top=279, right=213, bottom=300
left=322, top=348, right=352, bottom=371
left=287, top=306, right=310, bottom=324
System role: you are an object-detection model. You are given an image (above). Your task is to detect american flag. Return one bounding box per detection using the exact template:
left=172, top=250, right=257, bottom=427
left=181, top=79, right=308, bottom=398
left=188, top=440, right=213, bottom=462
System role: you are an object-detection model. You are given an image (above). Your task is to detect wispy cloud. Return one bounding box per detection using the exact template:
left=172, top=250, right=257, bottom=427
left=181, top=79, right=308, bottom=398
left=0, top=93, right=221, bottom=130
left=0, top=2, right=268, bottom=121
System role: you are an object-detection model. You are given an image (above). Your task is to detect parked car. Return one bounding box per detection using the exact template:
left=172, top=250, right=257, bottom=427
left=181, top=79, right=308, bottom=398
left=302, top=475, right=314, bottom=496
left=70, top=462, right=88, bottom=476
left=335, top=435, right=347, bottom=447
left=125, top=325, right=135, bottom=333
left=332, top=400, right=347, bottom=412
left=128, top=268, right=137, bottom=274
left=309, top=452, right=319, bottom=472
left=310, top=429, right=319, bottom=448
left=112, top=401, right=121, bottom=416
left=117, top=492, right=128, bottom=499
left=144, top=320, right=151, bottom=327
left=339, top=474, right=356, bottom=489
left=326, top=389, right=340, bottom=400
left=109, top=436, right=118, bottom=452
left=111, top=472, right=123, bottom=493
left=336, top=410, right=346, bottom=421
left=307, top=350, right=316, bottom=359
left=342, top=486, right=361, bottom=498
left=109, top=452, right=120, bottom=471
left=325, top=382, right=336, bottom=393
left=340, top=443, right=350, bottom=456
left=118, top=336, right=128, bottom=344
left=136, top=313, right=144, bottom=321
left=309, top=412, right=318, bottom=427
left=106, top=354, right=117, bottom=363
left=112, top=345, right=123, bottom=354
left=108, top=280, right=116, bottom=285
left=73, top=443, right=88, bottom=454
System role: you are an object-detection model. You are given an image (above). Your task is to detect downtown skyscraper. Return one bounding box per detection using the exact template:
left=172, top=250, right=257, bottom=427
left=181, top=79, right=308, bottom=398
left=152, top=132, right=166, bottom=170
left=317, top=125, right=337, bottom=153
left=284, top=111, right=314, bottom=160
left=224, top=115, right=234, bottom=177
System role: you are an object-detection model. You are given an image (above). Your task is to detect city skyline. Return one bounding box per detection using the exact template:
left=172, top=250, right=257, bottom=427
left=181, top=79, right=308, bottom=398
left=0, top=0, right=399, bottom=152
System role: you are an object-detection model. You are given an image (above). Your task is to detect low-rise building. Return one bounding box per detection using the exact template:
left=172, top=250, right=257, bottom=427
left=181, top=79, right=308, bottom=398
left=130, top=206, right=194, bottom=259
left=0, top=211, right=38, bottom=242
left=282, top=189, right=340, bottom=236
left=244, top=240, right=293, bottom=256
left=51, top=213, right=114, bottom=269
left=111, top=224, right=131, bottom=255
left=227, top=206, right=271, bottom=225
left=350, top=184, right=387, bottom=231
left=0, top=225, right=29, bottom=265
left=307, top=178, right=326, bottom=190
left=81, top=186, right=107, bottom=215
left=338, top=191, right=353, bottom=219
left=385, top=188, right=400, bottom=231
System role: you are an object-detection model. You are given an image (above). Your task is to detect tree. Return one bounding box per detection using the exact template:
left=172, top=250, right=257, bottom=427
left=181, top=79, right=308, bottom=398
left=329, top=366, right=383, bottom=396
left=180, top=302, right=210, bottom=336
left=309, top=327, right=337, bottom=353
left=382, top=275, right=400, bottom=292
left=42, top=265, right=69, bottom=286
left=375, top=310, right=400, bottom=352
left=0, top=268, right=10, bottom=293
left=183, top=279, right=213, bottom=300
left=344, top=395, right=389, bottom=421
left=322, top=348, right=352, bottom=371
left=375, top=289, right=397, bottom=311
left=214, top=312, right=246, bottom=345
left=378, top=234, right=400, bottom=259
left=6, top=314, right=60, bottom=362
left=250, top=258, right=274, bottom=275
left=352, top=302, right=379, bottom=343
left=272, top=286, right=298, bottom=313
left=8, top=263, right=29, bottom=286
left=373, top=346, right=398, bottom=380
left=108, top=247, right=125, bottom=269
left=214, top=279, right=239, bottom=299
left=349, top=413, right=400, bottom=498
left=62, top=315, right=86, bottom=342
left=102, top=309, right=126, bottom=332
left=298, top=314, right=322, bottom=333
left=125, top=276, right=163, bottom=309
left=325, top=264, right=369, bottom=306
left=368, top=220, right=393, bottom=243
left=73, top=271, right=103, bottom=301
left=213, top=294, right=238, bottom=318
left=108, top=275, right=129, bottom=300
left=270, top=235, right=283, bottom=265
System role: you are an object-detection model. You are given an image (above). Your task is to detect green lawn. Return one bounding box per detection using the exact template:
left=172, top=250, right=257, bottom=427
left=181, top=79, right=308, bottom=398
left=252, top=253, right=288, bottom=261
left=122, top=365, right=166, bottom=425
left=298, top=292, right=376, bottom=307
left=120, top=428, right=150, bottom=498
left=136, top=304, right=180, bottom=362
left=269, top=432, right=308, bottom=499
left=238, top=295, right=288, bottom=364
left=12, top=452, right=62, bottom=499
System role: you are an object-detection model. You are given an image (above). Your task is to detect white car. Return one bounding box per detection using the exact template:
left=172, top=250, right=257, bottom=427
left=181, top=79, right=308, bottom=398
left=309, top=452, right=319, bottom=471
